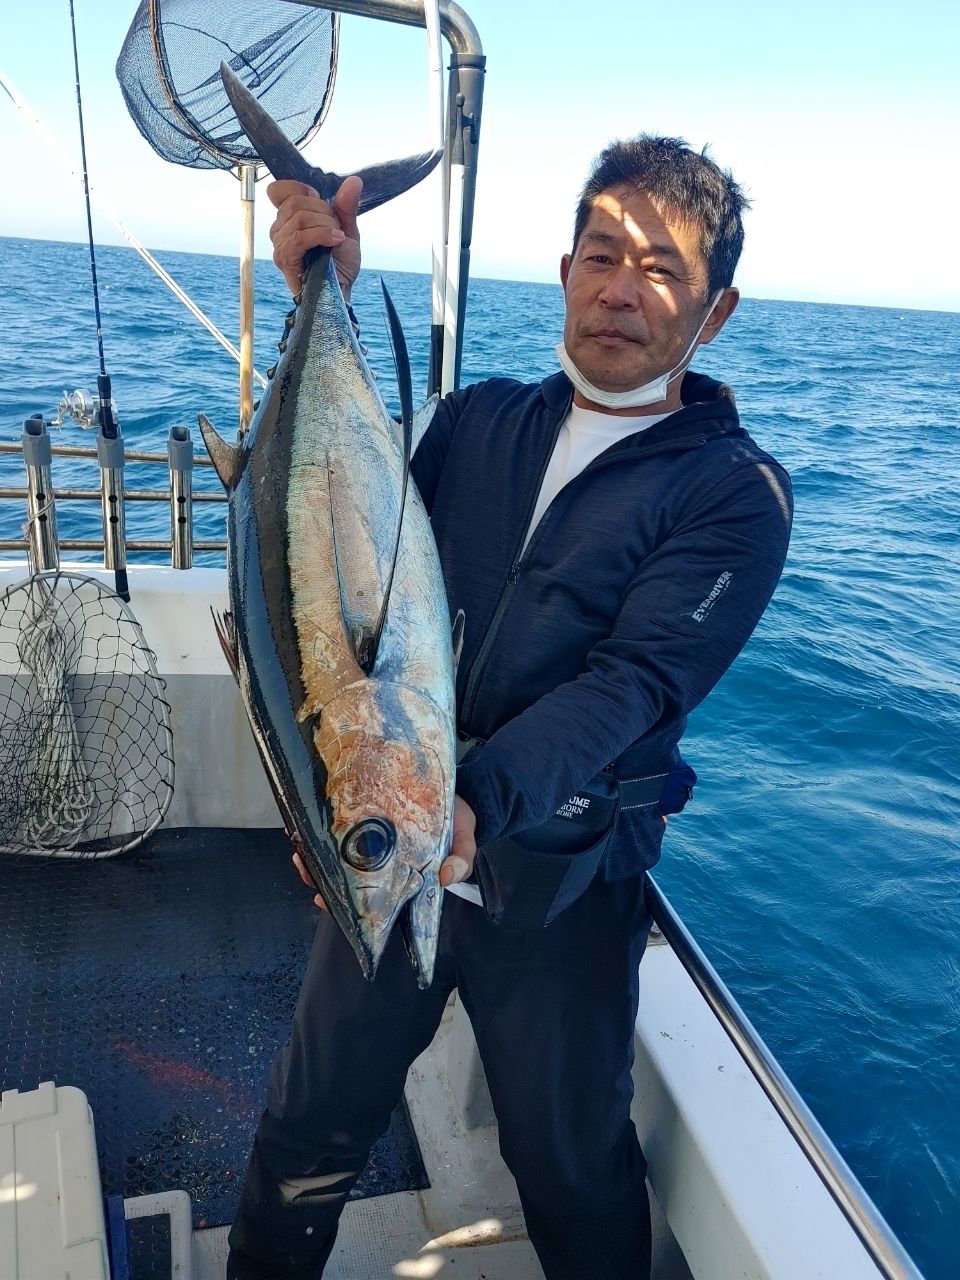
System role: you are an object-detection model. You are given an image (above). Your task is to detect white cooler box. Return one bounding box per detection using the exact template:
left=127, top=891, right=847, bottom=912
left=1, top=1082, right=109, bottom=1279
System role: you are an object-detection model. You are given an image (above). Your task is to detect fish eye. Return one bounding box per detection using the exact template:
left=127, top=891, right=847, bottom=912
left=341, top=818, right=396, bottom=871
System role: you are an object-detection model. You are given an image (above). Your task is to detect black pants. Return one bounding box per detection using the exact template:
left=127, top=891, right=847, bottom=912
left=228, top=874, right=653, bottom=1280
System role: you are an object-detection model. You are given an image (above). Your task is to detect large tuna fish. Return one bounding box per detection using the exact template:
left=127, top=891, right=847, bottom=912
left=199, top=62, right=458, bottom=987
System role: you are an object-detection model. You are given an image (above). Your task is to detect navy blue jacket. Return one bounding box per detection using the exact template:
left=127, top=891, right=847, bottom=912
left=411, top=369, right=793, bottom=878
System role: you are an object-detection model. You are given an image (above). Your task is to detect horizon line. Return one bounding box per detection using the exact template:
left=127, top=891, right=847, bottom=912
left=1, top=232, right=958, bottom=318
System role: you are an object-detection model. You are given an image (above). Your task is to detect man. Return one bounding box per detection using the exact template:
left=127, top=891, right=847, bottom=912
left=228, top=136, right=793, bottom=1280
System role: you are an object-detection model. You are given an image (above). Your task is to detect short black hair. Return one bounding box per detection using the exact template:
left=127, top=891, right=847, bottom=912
left=572, top=136, right=749, bottom=295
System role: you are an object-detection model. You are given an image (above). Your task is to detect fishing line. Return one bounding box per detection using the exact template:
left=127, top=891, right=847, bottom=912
left=67, top=0, right=107, bottom=380
left=0, top=69, right=267, bottom=385
left=66, top=0, right=129, bottom=601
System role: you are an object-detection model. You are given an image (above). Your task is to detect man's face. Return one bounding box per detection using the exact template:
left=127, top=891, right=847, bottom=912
left=560, top=186, right=737, bottom=413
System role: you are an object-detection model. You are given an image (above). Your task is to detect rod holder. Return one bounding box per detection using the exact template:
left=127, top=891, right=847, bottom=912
left=21, top=415, right=60, bottom=570
left=167, top=425, right=194, bottom=569
left=96, top=428, right=127, bottom=574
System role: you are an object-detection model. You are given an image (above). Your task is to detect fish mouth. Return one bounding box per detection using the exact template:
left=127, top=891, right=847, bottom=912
left=294, top=834, right=407, bottom=981
left=350, top=867, right=426, bottom=980
left=401, top=867, right=442, bottom=988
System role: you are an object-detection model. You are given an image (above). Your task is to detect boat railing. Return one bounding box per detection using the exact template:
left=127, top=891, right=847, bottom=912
left=0, top=419, right=226, bottom=566
left=646, top=875, right=924, bottom=1280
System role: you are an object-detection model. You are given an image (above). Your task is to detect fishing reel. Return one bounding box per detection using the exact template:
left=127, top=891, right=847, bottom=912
left=44, top=383, right=129, bottom=599
left=52, top=388, right=118, bottom=431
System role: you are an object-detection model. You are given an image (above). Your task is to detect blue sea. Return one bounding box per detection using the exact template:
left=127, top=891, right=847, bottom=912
left=1, top=236, right=958, bottom=1277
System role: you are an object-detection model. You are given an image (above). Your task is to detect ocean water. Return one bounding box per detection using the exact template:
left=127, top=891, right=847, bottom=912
left=1, top=235, right=958, bottom=1277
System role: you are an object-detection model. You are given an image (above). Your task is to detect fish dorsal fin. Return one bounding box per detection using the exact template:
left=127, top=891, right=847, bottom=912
left=198, top=413, right=240, bottom=490
left=357, top=278, right=414, bottom=674
left=412, top=394, right=440, bottom=455
left=220, top=60, right=441, bottom=211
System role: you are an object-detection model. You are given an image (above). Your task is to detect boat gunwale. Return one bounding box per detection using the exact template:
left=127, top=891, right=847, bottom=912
left=646, top=874, right=924, bottom=1280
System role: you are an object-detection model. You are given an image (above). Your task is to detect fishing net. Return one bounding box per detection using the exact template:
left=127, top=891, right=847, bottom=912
left=0, top=572, right=174, bottom=859
left=116, top=0, right=339, bottom=170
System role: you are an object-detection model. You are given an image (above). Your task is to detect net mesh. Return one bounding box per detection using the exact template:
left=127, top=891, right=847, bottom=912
left=116, top=0, right=339, bottom=170
left=0, top=573, right=174, bottom=858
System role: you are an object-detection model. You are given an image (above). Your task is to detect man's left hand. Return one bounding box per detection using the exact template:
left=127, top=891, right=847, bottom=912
left=439, top=795, right=477, bottom=887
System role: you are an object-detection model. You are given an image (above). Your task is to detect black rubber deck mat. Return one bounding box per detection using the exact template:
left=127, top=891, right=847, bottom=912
left=126, top=1211, right=172, bottom=1280
left=0, top=827, right=429, bottom=1227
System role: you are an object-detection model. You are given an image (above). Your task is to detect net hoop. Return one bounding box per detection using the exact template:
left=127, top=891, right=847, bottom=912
left=0, top=571, right=175, bottom=860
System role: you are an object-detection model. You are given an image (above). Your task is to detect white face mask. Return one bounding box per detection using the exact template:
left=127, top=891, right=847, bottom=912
left=556, top=290, right=724, bottom=410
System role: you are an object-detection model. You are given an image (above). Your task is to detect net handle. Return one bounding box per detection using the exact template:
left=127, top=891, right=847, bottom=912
left=426, top=0, right=446, bottom=347
left=149, top=0, right=262, bottom=431
left=239, top=164, right=257, bottom=433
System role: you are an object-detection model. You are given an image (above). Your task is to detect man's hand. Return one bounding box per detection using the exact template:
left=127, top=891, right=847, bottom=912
left=440, top=795, right=477, bottom=888
left=267, top=175, right=362, bottom=298
left=292, top=848, right=327, bottom=911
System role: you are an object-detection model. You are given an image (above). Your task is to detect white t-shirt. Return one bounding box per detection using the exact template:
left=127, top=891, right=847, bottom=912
left=446, top=401, right=676, bottom=905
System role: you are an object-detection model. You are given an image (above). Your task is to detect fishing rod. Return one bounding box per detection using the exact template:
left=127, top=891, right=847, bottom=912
left=67, top=0, right=129, bottom=602
left=0, top=69, right=267, bottom=387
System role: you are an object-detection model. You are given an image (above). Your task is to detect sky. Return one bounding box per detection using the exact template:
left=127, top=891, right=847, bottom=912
left=1, top=0, right=958, bottom=312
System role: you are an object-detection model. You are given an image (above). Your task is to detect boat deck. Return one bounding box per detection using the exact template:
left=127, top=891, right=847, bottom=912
left=188, top=965, right=687, bottom=1280
left=0, top=824, right=691, bottom=1278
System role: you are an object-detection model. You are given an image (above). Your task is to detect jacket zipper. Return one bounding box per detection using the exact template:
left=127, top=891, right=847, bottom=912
left=458, top=433, right=707, bottom=730
left=458, top=409, right=568, bottom=729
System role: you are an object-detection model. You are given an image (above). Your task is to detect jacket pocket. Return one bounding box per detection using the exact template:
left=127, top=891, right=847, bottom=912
left=473, top=772, right=621, bottom=930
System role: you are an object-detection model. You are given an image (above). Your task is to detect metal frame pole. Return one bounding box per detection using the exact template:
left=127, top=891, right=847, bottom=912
left=440, top=49, right=482, bottom=392
left=282, top=1, right=484, bottom=393
left=239, top=163, right=257, bottom=432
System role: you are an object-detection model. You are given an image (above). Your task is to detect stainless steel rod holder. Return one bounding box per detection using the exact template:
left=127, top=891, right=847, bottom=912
left=96, top=430, right=127, bottom=572
left=167, top=425, right=194, bottom=569
left=21, top=415, right=60, bottom=570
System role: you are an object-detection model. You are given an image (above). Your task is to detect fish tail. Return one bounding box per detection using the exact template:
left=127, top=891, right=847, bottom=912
left=219, top=61, right=440, bottom=208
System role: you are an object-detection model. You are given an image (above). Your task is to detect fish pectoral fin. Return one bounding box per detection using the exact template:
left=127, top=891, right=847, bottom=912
left=351, top=278, right=415, bottom=675
left=412, top=394, right=440, bottom=455
left=198, top=413, right=240, bottom=490
left=325, top=456, right=384, bottom=668
left=451, top=610, right=466, bottom=670
left=211, top=608, right=239, bottom=683
left=381, top=278, right=414, bottom=455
